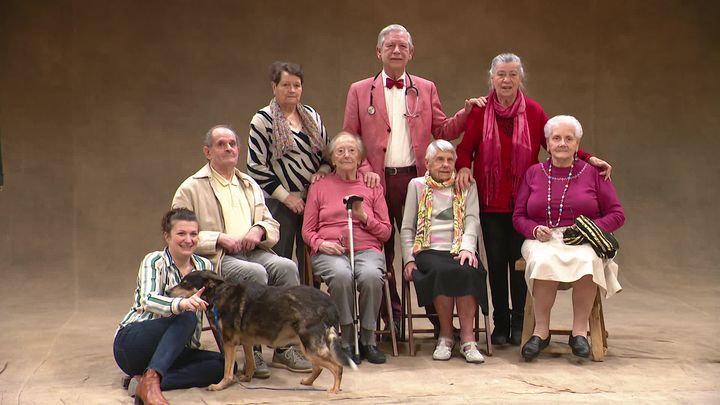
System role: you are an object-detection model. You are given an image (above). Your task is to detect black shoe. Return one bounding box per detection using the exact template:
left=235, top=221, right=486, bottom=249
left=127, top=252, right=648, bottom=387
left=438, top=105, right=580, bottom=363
left=509, top=314, right=523, bottom=346
left=521, top=335, right=551, bottom=361
left=359, top=344, right=386, bottom=364
left=508, top=327, right=522, bottom=346
left=568, top=335, right=591, bottom=358
left=491, top=315, right=510, bottom=345
left=382, top=319, right=402, bottom=342
left=343, top=346, right=362, bottom=365
left=342, top=346, right=362, bottom=365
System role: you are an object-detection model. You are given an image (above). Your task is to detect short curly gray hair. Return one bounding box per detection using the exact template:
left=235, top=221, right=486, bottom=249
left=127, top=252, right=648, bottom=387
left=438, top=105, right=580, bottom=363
left=425, top=139, right=456, bottom=161
left=544, top=115, right=584, bottom=139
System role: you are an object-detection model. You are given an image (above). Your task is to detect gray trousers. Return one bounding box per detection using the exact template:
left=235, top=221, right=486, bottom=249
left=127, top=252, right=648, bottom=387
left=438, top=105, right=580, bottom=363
left=221, top=248, right=299, bottom=287
left=311, top=250, right=385, bottom=331
left=266, top=198, right=306, bottom=284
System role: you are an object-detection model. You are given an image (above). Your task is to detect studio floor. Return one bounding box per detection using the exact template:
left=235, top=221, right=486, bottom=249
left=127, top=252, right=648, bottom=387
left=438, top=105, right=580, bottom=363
left=1, top=264, right=718, bottom=405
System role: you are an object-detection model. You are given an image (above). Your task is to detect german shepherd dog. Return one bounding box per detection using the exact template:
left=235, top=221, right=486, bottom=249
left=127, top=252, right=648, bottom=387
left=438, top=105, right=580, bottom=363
left=169, top=271, right=355, bottom=393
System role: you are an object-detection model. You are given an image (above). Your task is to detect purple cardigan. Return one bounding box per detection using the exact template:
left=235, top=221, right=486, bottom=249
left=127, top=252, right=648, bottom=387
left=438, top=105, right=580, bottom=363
left=513, top=160, right=625, bottom=239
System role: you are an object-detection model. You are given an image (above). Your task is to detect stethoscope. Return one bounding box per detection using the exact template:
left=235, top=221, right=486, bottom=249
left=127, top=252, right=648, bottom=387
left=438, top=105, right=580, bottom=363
left=368, top=71, right=420, bottom=118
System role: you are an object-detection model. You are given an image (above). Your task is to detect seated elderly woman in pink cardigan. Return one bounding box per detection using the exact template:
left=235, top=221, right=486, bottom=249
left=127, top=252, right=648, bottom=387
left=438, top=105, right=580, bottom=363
left=302, top=132, right=391, bottom=365
left=513, top=115, right=625, bottom=361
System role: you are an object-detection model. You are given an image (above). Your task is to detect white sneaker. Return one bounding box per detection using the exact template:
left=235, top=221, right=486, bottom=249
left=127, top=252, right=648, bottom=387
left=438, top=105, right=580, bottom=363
left=460, top=341, right=485, bottom=363
left=432, top=337, right=454, bottom=361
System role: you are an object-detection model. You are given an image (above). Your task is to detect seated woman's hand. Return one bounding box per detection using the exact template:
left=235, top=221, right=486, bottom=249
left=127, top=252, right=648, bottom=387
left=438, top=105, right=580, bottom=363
left=403, top=261, right=417, bottom=281
left=318, top=241, right=345, bottom=255
left=350, top=199, right=368, bottom=224
left=179, top=287, right=208, bottom=312
left=533, top=225, right=552, bottom=242
left=454, top=250, right=478, bottom=268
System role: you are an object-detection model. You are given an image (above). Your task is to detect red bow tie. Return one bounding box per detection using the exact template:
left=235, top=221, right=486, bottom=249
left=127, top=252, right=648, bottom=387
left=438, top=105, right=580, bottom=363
left=385, top=77, right=404, bottom=89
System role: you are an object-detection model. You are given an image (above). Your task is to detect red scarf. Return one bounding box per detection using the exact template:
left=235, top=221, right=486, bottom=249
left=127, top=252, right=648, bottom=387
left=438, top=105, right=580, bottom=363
left=481, top=89, right=532, bottom=205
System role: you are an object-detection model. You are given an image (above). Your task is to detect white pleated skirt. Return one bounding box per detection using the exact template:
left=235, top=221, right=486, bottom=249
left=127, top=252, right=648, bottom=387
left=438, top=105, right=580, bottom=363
left=521, top=227, right=622, bottom=299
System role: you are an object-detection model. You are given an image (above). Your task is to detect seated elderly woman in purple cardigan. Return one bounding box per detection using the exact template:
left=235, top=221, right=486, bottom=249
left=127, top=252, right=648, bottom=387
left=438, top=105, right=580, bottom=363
left=513, top=115, right=625, bottom=361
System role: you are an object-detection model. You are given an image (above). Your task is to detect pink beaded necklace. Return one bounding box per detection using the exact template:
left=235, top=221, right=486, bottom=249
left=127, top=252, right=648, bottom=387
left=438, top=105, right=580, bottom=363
left=546, top=158, right=575, bottom=228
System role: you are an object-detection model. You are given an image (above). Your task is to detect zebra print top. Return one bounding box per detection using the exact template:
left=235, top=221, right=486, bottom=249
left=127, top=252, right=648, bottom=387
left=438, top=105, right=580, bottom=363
left=247, top=104, right=329, bottom=201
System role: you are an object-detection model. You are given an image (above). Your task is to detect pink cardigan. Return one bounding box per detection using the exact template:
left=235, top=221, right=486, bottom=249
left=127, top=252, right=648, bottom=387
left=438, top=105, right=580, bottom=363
left=343, top=74, right=468, bottom=188
left=302, top=172, right=391, bottom=255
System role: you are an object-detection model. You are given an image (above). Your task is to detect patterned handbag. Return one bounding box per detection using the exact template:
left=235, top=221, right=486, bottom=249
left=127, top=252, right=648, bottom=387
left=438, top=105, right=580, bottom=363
left=562, top=215, right=619, bottom=259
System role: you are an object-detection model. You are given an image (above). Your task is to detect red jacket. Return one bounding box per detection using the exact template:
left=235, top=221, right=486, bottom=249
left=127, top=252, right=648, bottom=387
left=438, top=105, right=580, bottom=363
left=456, top=97, right=591, bottom=212
left=343, top=73, right=468, bottom=188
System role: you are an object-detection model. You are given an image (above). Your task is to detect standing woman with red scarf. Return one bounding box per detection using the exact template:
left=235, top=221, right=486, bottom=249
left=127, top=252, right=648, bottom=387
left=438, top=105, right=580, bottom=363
left=455, top=53, right=612, bottom=346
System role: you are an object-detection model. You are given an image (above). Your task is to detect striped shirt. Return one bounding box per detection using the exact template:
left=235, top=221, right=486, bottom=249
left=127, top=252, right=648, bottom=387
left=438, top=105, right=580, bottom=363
left=117, top=249, right=213, bottom=349
left=247, top=104, right=329, bottom=201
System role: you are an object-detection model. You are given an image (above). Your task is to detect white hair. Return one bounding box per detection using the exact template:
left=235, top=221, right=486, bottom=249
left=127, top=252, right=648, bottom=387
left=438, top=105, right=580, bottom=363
left=326, top=131, right=366, bottom=164
left=376, top=24, right=413, bottom=49
left=544, top=115, right=584, bottom=139
left=488, top=53, right=525, bottom=91
left=425, top=139, right=456, bottom=161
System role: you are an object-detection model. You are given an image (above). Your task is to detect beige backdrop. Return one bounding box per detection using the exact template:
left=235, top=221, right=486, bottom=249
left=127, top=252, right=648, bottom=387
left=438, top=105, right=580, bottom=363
left=1, top=0, right=718, bottom=302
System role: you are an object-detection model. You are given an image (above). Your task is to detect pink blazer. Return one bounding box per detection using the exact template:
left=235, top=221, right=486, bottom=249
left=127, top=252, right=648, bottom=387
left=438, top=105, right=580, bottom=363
left=342, top=73, right=468, bottom=187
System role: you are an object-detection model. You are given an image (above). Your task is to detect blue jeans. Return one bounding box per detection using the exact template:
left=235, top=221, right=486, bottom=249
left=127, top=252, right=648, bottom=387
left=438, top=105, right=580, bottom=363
left=113, top=311, right=227, bottom=390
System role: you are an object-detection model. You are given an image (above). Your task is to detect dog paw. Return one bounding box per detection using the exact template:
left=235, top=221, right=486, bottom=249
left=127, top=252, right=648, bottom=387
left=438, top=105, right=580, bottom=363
left=300, top=378, right=313, bottom=386
left=239, top=374, right=252, bottom=382
left=327, top=387, right=340, bottom=394
left=208, top=378, right=233, bottom=391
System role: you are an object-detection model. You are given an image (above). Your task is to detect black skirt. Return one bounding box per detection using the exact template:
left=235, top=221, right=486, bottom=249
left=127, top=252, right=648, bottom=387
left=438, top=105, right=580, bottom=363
left=412, top=250, right=488, bottom=314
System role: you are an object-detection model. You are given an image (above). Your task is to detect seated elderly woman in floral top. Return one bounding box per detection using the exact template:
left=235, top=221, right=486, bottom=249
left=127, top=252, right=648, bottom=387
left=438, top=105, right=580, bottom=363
left=401, top=140, right=488, bottom=363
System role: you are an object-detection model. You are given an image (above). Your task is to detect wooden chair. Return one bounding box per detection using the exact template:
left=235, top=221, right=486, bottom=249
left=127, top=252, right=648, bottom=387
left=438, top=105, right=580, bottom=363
left=401, top=277, right=493, bottom=357
left=304, top=248, right=399, bottom=357
left=515, top=259, right=608, bottom=361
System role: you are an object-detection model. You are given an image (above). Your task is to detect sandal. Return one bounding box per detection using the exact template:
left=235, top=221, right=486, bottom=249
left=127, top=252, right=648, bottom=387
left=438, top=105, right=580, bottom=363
left=460, top=341, right=485, bottom=363
left=432, top=337, right=454, bottom=361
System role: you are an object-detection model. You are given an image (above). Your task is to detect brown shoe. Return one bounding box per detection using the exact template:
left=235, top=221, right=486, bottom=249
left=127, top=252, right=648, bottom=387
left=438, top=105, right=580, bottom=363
left=135, top=369, right=169, bottom=405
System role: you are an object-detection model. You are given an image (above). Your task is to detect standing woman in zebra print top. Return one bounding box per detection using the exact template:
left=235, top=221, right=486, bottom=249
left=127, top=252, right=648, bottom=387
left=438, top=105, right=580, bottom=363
left=247, top=61, right=330, bottom=281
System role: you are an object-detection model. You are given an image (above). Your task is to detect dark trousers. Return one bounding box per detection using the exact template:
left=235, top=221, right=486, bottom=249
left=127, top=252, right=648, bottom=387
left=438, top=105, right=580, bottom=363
left=480, top=212, right=526, bottom=321
left=381, top=171, right=415, bottom=320
left=113, top=312, right=226, bottom=390
left=266, top=198, right=306, bottom=284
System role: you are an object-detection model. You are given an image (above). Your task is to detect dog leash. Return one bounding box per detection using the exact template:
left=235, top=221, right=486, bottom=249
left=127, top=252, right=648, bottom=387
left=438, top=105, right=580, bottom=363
left=213, top=306, right=220, bottom=330
left=237, top=382, right=325, bottom=392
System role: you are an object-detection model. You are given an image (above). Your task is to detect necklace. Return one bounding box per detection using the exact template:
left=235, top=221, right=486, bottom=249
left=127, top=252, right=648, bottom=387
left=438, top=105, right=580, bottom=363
left=546, top=158, right=575, bottom=227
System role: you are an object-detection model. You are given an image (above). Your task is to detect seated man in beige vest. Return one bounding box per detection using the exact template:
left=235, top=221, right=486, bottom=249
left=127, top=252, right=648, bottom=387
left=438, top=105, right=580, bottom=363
left=172, top=125, right=310, bottom=377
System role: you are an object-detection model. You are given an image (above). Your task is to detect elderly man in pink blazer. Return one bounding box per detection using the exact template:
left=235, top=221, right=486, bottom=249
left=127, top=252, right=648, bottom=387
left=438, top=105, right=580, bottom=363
left=343, top=23, right=483, bottom=333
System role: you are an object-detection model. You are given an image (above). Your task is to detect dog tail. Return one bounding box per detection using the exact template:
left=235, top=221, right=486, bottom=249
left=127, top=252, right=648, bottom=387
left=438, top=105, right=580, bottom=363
left=328, top=325, right=358, bottom=371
